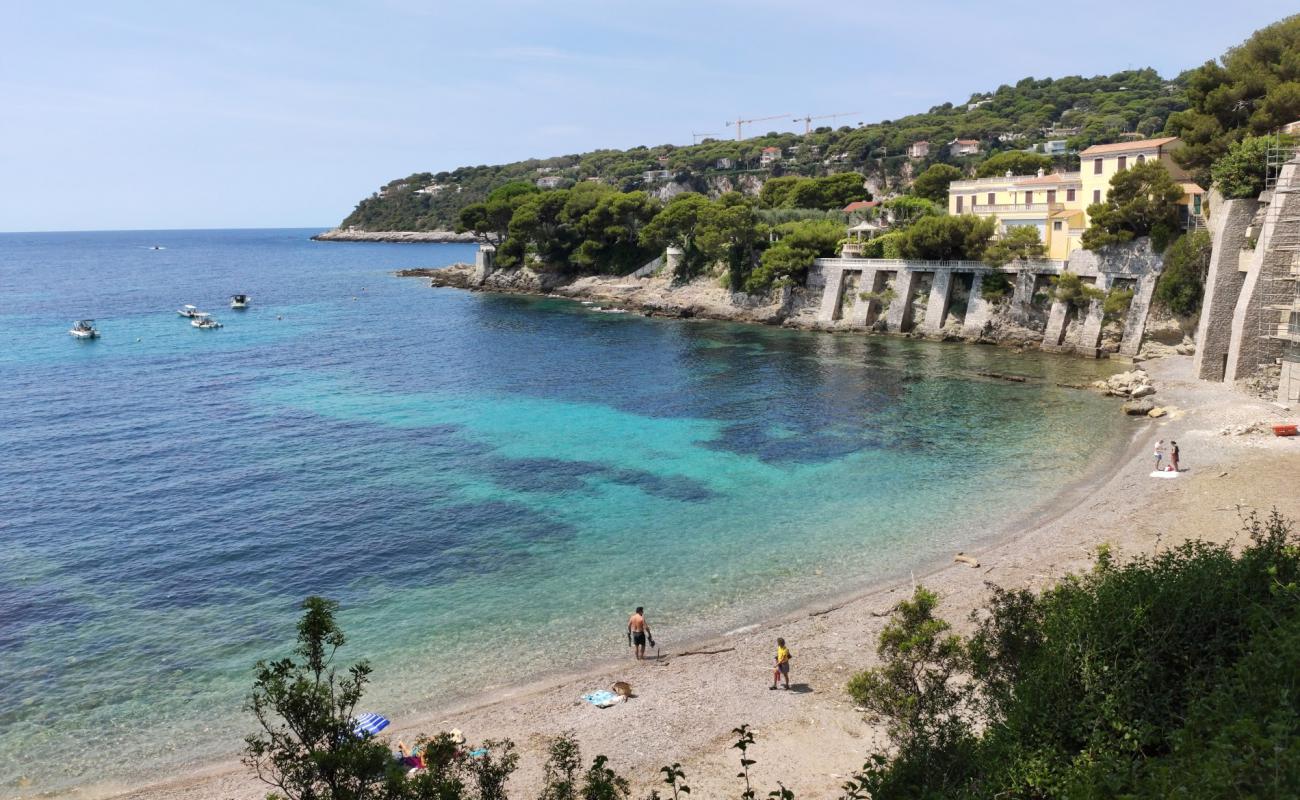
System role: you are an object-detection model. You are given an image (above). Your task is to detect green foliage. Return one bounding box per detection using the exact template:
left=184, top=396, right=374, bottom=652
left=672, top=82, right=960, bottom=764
left=1167, top=14, right=1300, bottom=181
left=342, top=68, right=1191, bottom=232
left=1155, top=229, right=1213, bottom=316
left=896, top=215, right=996, bottom=261
left=1211, top=134, right=1275, bottom=199
left=910, top=164, right=964, bottom=204
left=243, top=596, right=405, bottom=800
left=860, top=232, right=905, bottom=259
left=982, top=225, right=1046, bottom=266
left=747, top=219, right=843, bottom=293
left=847, top=511, right=1300, bottom=800
left=1048, top=270, right=1106, bottom=310
left=880, top=196, right=943, bottom=229
left=1101, top=286, right=1135, bottom=323
left=975, top=151, right=1054, bottom=178
left=979, top=271, right=1013, bottom=301
left=1082, top=160, right=1185, bottom=252
left=759, top=173, right=869, bottom=210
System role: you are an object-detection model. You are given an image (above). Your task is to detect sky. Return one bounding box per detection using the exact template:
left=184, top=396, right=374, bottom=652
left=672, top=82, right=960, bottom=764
left=0, top=1, right=1294, bottom=232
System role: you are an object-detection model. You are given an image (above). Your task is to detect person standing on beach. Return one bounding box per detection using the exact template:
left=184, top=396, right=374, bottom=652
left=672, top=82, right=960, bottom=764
left=1153, top=439, right=1165, bottom=471
left=628, top=607, right=652, bottom=660
left=770, top=638, right=791, bottom=690
left=1170, top=441, right=1180, bottom=472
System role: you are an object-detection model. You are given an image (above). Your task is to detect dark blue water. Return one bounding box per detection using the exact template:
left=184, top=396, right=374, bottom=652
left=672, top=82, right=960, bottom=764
left=0, top=229, right=1125, bottom=795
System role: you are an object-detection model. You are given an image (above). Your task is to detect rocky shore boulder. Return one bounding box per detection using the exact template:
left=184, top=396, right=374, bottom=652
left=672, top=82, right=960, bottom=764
left=1123, top=399, right=1156, bottom=415
left=1093, top=369, right=1154, bottom=398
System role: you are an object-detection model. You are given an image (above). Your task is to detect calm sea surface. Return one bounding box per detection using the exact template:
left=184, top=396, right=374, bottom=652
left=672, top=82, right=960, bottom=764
left=0, top=229, right=1126, bottom=795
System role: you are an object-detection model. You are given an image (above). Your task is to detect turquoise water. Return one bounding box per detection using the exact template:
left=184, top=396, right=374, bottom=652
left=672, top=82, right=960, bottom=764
left=0, top=229, right=1126, bottom=796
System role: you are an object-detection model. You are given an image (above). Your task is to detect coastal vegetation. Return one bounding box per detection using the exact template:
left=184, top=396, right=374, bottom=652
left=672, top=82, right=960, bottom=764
left=846, top=511, right=1300, bottom=799
left=245, top=513, right=1300, bottom=799
left=1167, top=14, right=1300, bottom=184
left=338, top=68, right=1190, bottom=233
left=1155, top=229, right=1213, bottom=317
left=1081, top=160, right=1185, bottom=252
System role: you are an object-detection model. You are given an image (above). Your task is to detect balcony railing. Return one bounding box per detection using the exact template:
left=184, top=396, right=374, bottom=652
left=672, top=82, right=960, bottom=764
left=968, top=203, right=1054, bottom=214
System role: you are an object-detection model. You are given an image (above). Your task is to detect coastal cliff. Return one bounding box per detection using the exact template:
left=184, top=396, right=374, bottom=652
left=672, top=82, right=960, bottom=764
left=313, top=229, right=477, bottom=244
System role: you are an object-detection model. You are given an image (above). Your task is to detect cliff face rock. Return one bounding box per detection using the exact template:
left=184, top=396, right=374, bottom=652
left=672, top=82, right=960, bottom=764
left=313, top=229, right=477, bottom=243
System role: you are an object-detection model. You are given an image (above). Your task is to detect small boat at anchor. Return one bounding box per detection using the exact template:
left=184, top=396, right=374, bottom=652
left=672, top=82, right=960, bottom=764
left=177, top=304, right=201, bottom=318
left=230, top=294, right=251, bottom=309
left=191, top=312, right=223, bottom=329
left=69, top=319, right=100, bottom=339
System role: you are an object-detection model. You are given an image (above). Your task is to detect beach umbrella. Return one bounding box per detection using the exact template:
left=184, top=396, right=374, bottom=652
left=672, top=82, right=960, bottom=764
left=353, top=712, right=390, bottom=737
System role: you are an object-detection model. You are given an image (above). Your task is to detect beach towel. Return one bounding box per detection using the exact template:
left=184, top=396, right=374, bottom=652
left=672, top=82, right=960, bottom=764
left=1149, top=470, right=1180, bottom=479
left=582, top=690, right=621, bottom=708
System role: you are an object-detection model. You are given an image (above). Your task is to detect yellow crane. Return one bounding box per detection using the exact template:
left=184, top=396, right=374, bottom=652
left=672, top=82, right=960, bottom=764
left=725, top=114, right=788, bottom=141
left=793, top=112, right=861, bottom=135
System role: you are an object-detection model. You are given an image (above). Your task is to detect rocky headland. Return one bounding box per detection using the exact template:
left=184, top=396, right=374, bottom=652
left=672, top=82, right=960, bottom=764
left=313, top=229, right=477, bottom=243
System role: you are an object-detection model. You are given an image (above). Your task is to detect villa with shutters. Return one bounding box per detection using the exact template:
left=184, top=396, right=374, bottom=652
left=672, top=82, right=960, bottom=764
left=946, top=136, right=1206, bottom=260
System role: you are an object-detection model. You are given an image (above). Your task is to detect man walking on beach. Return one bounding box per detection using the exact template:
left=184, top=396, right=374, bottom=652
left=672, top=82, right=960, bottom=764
left=628, top=607, right=653, bottom=660
left=1153, top=439, right=1165, bottom=471
left=1170, top=440, right=1180, bottom=472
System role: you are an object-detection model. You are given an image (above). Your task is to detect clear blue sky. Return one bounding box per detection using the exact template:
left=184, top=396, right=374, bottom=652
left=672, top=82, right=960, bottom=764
left=1, top=1, right=1293, bottom=232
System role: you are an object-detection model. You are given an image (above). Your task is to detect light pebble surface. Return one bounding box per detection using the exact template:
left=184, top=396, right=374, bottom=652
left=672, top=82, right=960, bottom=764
left=106, top=355, right=1299, bottom=800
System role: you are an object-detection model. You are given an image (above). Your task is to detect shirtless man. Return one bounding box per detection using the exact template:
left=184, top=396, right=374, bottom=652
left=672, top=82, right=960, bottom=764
left=627, top=606, right=652, bottom=660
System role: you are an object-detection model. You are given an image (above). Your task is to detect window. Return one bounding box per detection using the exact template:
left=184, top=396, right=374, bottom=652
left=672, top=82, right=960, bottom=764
left=1046, top=190, right=1056, bottom=204
left=987, top=192, right=995, bottom=205
left=1193, top=194, right=1203, bottom=215
left=1093, top=158, right=1103, bottom=174
left=1093, top=189, right=1102, bottom=204
left=1117, top=155, right=1127, bottom=170
left=1136, top=154, right=1146, bottom=164
left=956, top=195, right=963, bottom=212
left=1066, top=188, right=1076, bottom=202
left=1025, top=190, right=1033, bottom=205
left=971, top=194, right=977, bottom=206
left=1053, top=220, right=1063, bottom=231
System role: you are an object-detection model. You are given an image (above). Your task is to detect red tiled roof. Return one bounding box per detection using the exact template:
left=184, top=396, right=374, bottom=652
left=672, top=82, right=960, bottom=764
left=1079, top=137, right=1178, bottom=156
left=762, top=146, right=781, bottom=152
left=843, top=200, right=880, bottom=212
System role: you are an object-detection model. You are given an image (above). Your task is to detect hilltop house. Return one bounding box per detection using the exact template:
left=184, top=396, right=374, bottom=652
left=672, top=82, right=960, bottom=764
left=843, top=200, right=880, bottom=216
left=536, top=176, right=565, bottom=189
left=907, top=141, right=930, bottom=159
left=947, top=136, right=1205, bottom=260
left=641, top=169, right=674, bottom=182
left=949, top=139, right=981, bottom=157
left=760, top=146, right=782, bottom=166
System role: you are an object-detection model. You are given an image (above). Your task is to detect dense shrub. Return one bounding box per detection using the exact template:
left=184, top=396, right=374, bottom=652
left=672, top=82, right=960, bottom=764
left=746, top=219, right=843, bottom=292
left=983, top=225, right=1046, bottom=267
left=1155, top=229, right=1213, bottom=316
left=848, top=511, right=1300, bottom=800
left=910, top=164, right=964, bottom=205
left=1082, top=161, right=1185, bottom=252
left=895, top=214, right=996, bottom=262
left=1211, top=135, right=1276, bottom=199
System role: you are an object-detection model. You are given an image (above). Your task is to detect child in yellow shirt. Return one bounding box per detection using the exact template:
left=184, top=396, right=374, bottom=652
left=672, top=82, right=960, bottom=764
left=770, top=637, right=791, bottom=690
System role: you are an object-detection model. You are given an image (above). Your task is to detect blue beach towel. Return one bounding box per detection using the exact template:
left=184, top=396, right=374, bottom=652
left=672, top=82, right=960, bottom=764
left=582, top=690, right=620, bottom=708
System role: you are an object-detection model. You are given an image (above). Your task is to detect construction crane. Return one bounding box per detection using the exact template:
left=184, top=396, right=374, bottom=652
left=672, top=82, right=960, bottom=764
left=691, top=132, right=719, bottom=145
left=793, top=112, right=861, bottom=135
left=725, top=114, right=788, bottom=141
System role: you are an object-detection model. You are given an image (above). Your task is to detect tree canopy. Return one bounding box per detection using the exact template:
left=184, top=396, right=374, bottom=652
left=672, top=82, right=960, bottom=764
left=1081, top=160, right=1185, bottom=251
left=910, top=164, right=964, bottom=204
left=975, top=150, right=1055, bottom=178
left=1167, top=14, right=1300, bottom=181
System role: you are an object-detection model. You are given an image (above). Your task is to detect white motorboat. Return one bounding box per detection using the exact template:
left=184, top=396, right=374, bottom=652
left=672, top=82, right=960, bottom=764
left=69, top=319, right=100, bottom=339
left=230, top=294, right=250, bottom=309
left=177, top=304, right=201, bottom=318
left=191, top=312, right=223, bottom=329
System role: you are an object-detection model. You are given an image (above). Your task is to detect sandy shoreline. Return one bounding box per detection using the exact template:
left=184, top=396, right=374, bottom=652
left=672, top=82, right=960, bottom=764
left=101, top=356, right=1298, bottom=800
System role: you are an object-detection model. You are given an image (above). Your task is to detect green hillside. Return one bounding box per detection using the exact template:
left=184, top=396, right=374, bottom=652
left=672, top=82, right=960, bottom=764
left=338, top=68, right=1189, bottom=231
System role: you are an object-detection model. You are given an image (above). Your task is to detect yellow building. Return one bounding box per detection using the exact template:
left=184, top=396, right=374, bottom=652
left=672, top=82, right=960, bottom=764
left=946, top=136, right=1206, bottom=259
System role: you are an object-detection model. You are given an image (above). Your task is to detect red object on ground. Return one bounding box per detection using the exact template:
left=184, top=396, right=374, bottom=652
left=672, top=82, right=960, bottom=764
left=1273, top=424, right=1298, bottom=437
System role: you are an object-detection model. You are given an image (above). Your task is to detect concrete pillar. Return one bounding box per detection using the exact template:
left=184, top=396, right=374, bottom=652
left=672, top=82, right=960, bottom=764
left=665, top=246, right=685, bottom=279
left=886, top=269, right=921, bottom=331
left=963, top=272, right=995, bottom=337
left=1193, top=194, right=1258, bottom=381
left=1118, top=271, right=1159, bottom=358
left=847, top=268, right=879, bottom=326
left=817, top=265, right=846, bottom=323
left=1041, top=300, right=1070, bottom=351
left=472, top=244, right=496, bottom=285
left=920, top=270, right=954, bottom=334
left=1076, top=273, right=1114, bottom=358
left=1010, top=269, right=1039, bottom=323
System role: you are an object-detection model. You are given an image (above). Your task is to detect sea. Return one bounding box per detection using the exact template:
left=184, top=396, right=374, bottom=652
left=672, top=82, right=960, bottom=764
left=0, top=228, right=1129, bottom=796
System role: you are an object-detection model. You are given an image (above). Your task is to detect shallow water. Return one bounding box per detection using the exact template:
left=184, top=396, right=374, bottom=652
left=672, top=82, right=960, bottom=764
left=0, top=229, right=1125, bottom=795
